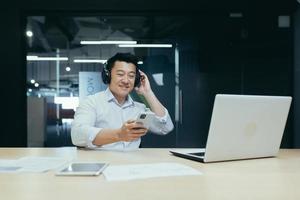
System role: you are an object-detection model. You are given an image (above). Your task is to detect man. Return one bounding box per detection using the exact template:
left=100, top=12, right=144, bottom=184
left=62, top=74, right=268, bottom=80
left=71, top=53, right=174, bottom=149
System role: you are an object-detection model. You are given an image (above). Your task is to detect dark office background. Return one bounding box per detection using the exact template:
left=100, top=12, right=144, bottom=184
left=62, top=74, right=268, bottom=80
left=1, top=0, right=300, bottom=148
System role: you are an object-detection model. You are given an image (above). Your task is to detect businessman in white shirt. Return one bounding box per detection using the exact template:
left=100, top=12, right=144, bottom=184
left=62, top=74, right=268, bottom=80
left=71, top=53, right=174, bottom=149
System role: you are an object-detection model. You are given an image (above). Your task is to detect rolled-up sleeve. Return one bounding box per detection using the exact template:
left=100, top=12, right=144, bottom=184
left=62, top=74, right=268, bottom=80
left=149, top=107, right=174, bottom=135
left=71, top=98, right=101, bottom=148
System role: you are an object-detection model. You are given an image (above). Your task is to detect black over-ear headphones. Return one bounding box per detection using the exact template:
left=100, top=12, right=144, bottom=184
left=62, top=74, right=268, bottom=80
left=101, top=62, right=141, bottom=87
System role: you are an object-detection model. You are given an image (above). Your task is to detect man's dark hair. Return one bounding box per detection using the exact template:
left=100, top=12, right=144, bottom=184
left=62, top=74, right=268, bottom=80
left=106, top=52, right=139, bottom=71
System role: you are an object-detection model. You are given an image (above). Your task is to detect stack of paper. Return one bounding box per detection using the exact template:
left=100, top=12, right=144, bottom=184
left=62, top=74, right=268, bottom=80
left=0, top=156, right=69, bottom=173
left=103, top=162, right=202, bottom=181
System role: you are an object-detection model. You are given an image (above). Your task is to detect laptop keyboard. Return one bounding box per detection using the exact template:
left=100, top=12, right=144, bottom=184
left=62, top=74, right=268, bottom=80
left=189, top=152, right=205, bottom=157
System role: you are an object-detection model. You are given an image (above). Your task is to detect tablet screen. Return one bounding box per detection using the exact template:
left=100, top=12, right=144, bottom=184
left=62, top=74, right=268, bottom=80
left=57, top=162, right=108, bottom=176
left=61, top=163, right=105, bottom=172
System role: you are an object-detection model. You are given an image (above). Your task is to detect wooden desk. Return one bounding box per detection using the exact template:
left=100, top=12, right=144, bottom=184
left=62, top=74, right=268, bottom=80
left=0, top=148, right=300, bottom=200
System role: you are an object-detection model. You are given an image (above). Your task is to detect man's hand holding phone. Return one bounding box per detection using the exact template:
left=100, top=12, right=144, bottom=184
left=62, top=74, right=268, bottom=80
left=135, top=112, right=155, bottom=129
left=117, top=120, right=148, bottom=142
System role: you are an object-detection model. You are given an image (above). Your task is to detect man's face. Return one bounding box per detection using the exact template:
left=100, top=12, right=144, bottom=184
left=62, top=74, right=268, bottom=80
left=109, top=61, right=136, bottom=99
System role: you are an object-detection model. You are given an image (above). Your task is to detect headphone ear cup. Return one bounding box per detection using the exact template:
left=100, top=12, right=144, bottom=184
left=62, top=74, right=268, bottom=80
left=107, top=70, right=111, bottom=84
left=101, top=64, right=110, bottom=84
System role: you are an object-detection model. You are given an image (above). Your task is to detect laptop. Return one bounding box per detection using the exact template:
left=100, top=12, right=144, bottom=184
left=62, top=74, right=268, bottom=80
left=170, top=94, right=292, bottom=163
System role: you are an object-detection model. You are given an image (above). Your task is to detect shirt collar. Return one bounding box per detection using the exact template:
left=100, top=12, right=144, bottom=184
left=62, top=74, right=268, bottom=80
left=104, top=88, right=134, bottom=108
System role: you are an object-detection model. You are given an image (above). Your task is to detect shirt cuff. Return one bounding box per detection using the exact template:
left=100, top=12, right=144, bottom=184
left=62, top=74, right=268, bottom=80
left=154, top=107, right=169, bottom=124
left=87, top=127, right=102, bottom=148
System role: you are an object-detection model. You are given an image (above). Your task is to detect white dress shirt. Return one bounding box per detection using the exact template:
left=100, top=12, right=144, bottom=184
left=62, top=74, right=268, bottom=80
left=71, top=88, right=174, bottom=150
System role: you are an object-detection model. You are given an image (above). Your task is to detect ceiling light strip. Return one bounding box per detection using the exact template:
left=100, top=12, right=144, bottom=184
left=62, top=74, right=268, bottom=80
left=73, top=59, right=107, bottom=63
left=119, top=44, right=173, bottom=48
left=27, top=56, right=68, bottom=61
left=80, top=41, right=137, bottom=45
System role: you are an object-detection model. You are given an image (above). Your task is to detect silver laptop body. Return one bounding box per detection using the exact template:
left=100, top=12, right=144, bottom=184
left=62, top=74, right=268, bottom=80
left=170, top=94, right=292, bottom=163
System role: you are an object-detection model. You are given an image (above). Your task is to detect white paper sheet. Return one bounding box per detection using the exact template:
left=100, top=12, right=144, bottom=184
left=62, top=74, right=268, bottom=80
left=0, top=159, right=18, bottom=166
left=17, top=156, right=69, bottom=172
left=0, top=157, right=69, bottom=173
left=0, top=160, right=21, bottom=173
left=103, top=162, right=202, bottom=181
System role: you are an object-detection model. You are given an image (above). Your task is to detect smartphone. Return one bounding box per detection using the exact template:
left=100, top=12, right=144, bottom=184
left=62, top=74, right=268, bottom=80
left=55, top=162, right=109, bottom=176
left=136, top=74, right=145, bottom=88
left=135, top=112, right=155, bottom=129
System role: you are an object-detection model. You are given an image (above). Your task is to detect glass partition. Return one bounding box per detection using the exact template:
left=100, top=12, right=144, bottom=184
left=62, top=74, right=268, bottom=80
left=26, top=13, right=293, bottom=147
left=26, top=15, right=178, bottom=147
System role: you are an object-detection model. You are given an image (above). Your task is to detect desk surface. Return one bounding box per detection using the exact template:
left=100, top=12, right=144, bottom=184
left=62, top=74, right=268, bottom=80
left=0, top=148, right=300, bottom=200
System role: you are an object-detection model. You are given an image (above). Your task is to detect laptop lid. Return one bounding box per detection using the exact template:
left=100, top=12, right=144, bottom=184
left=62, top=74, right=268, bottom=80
left=203, top=94, right=292, bottom=162
left=170, top=94, right=292, bottom=163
